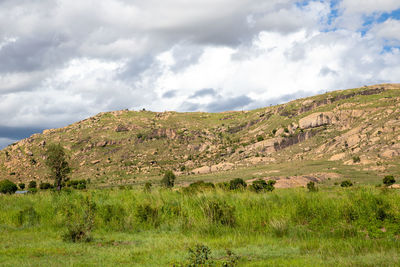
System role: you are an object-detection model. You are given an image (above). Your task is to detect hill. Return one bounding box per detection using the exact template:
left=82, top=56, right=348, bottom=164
left=1, top=83, right=400, bottom=187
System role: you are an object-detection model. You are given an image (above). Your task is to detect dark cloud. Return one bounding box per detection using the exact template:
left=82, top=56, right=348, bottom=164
left=319, top=66, right=338, bottom=76
left=0, top=126, right=44, bottom=140
left=0, top=35, right=72, bottom=73
left=205, top=95, right=253, bottom=112
left=162, top=90, right=178, bottom=98
left=189, top=88, right=217, bottom=98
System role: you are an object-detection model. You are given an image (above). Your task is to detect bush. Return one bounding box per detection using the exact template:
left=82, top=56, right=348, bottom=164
left=19, top=183, right=25, bottom=190
left=39, top=182, right=53, bottom=190
left=28, top=188, right=38, bottom=194
left=161, top=170, right=176, bottom=188
left=202, top=200, right=235, bottom=226
left=250, top=179, right=276, bottom=192
left=66, top=179, right=87, bottom=189
left=62, top=197, right=96, bottom=242
left=256, top=135, right=264, bottom=142
left=136, top=203, right=159, bottom=226
left=99, top=203, right=126, bottom=230
left=15, top=206, right=40, bottom=227
left=340, top=180, right=353, bottom=187
left=144, top=182, right=152, bottom=192
left=28, top=181, right=37, bottom=189
left=188, top=244, right=213, bottom=266
left=383, top=175, right=396, bottom=186
left=184, top=181, right=215, bottom=193
left=307, top=181, right=318, bottom=192
left=352, top=156, right=361, bottom=163
left=229, top=178, right=247, bottom=190
left=0, top=179, right=18, bottom=194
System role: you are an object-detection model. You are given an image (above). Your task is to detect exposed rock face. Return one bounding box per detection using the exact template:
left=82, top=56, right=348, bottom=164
left=299, top=112, right=334, bottom=129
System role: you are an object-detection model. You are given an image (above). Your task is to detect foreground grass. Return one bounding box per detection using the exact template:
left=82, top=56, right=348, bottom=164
left=1, top=187, right=400, bottom=266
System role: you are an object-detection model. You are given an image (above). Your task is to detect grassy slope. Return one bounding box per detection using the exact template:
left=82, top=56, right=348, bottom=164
left=1, top=187, right=400, bottom=266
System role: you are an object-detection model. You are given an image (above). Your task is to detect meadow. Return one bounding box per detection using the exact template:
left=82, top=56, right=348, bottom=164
left=1, top=184, right=400, bottom=266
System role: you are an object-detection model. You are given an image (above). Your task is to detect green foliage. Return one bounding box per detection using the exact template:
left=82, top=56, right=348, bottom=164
left=341, top=180, right=353, bottom=187
left=45, top=144, right=71, bottom=191
left=28, top=188, right=38, bottom=194
left=221, top=249, right=240, bottom=267
left=383, top=175, right=395, bottom=186
left=256, top=135, right=264, bottom=142
left=184, top=181, right=215, bottom=193
left=187, top=244, right=213, bottom=266
left=0, top=179, right=18, bottom=194
left=99, top=203, right=126, bottom=230
left=143, top=182, right=152, bottom=192
left=202, top=199, right=235, bottom=226
left=28, top=180, right=37, bottom=189
left=249, top=179, right=275, bottom=192
left=136, top=203, right=159, bottom=226
left=229, top=178, right=247, bottom=190
left=14, top=206, right=40, bottom=227
left=307, top=181, right=318, bottom=192
left=39, top=182, right=53, bottom=190
left=18, top=183, right=25, bottom=190
left=66, top=179, right=87, bottom=189
left=62, top=196, right=96, bottom=243
left=161, top=170, right=176, bottom=188
left=352, top=156, right=361, bottom=163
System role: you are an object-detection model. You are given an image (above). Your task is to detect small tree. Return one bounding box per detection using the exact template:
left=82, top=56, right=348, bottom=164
left=307, top=181, right=318, bottom=192
left=19, top=183, right=25, bottom=190
left=45, top=144, right=71, bottom=191
left=0, top=179, right=18, bottom=194
left=229, top=178, right=247, bottom=190
left=28, top=181, right=37, bottom=189
left=340, top=180, right=353, bottom=187
left=383, top=175, right=396, bottom=187
left=161, top=170, right=176, bottom=188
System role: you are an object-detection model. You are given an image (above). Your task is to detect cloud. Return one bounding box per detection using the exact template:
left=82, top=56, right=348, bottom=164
left=0, top=0, right=400, bottom=148
left=189, top=88, right=217, bottom=98
left=162, top=90, right=178, bottom=99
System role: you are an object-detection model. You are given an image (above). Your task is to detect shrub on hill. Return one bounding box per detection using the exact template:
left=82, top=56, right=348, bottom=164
left=307, top=181, right=318, bottom=192
left=383, top=175, right=395, bottom=186
left=28, top=181, right=37, bottom=189
left=0, top=179, right=18, bottom=194
left=250, top=179, right=276, bottom=192
left=18, top=183, right=25, bottom=190
left=340, top=180, right=353, bottom=187
left=66, top=179, right=87, bottom=189
left=39, top=182, right=53, bottom=190
left=183, top=181, right=215, bottom=193
left=161, top=170, right=176, bottom=188
left=229, top=178, right=247, bottom=190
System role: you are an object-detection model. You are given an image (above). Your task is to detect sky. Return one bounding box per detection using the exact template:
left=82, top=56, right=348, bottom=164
left=0, top=0, right=400, bottom=148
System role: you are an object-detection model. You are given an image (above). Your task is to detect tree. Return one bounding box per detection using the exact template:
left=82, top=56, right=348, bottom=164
left=383, top=175, right=396, bottom=187
left=19, top=183, right=25, bottom=190
left=340, top=180, right=353, bottom=187
left=161, top=170, right=175, bottom=188
left=0, top=179, right=18, bottom=194
left=28, top=180, right=37, bottom=189
left=229, top=178, right=247, bottom=190
left=45, top=144, right=71, bottom=191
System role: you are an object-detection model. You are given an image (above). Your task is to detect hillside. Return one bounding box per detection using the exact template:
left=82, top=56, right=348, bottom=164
left=1, top=83, right=400, bottom=187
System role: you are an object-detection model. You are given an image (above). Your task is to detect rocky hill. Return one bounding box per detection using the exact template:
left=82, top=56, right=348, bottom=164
left=1, top=83, right=400, bottom=187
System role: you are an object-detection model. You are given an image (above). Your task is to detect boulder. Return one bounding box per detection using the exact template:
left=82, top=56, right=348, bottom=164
left=299, top=112, right=334, bottom=129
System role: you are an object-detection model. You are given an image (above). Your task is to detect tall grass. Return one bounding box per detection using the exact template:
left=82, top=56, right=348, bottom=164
left=1, top=186, right=400, bottom=265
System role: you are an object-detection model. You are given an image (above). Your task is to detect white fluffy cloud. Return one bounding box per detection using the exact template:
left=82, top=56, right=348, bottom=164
left=0, top=0, right=399, bottom=147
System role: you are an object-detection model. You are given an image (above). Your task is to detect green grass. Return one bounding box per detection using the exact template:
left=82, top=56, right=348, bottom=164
left=1, top=186, right=400, bottom=266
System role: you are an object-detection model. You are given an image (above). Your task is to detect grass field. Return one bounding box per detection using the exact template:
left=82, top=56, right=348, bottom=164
left=1, top=185, right=400, bottom=266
